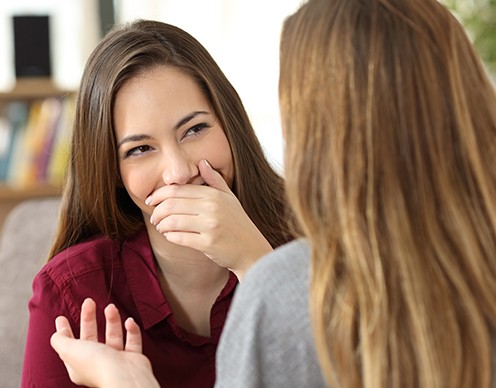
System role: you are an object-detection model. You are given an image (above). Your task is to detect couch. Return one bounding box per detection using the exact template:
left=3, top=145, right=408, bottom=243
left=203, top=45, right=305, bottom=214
left=0, top=197, right=61, bottom=388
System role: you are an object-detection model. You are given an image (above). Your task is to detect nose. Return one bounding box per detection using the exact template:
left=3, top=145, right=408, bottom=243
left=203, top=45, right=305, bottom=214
left=161, top=148, right=198, bottom=185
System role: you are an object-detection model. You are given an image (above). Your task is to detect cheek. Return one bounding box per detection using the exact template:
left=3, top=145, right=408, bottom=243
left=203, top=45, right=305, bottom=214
left=119, top=163, right=155, bottom=204
left=205, top=132, right=234, bottom=187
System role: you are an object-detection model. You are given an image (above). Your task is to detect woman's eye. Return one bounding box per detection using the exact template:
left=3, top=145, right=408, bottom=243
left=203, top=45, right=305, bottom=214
left=182, top=123, right=209, bottom=140
left=125, top=145, right=151, bottom=158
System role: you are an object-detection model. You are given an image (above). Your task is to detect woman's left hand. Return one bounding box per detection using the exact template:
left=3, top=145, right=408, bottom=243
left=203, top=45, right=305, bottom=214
left=50, top=299, right=159, bottom=388
left=146, top=160, right=272, bottom=280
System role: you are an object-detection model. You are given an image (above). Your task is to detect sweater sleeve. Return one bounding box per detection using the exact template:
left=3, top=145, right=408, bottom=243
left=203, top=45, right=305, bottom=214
left=215, top=240, right=327, bottom=388
left=215, top=270, right=268, bottom=388
left=21, top=269, right=81, bottom=388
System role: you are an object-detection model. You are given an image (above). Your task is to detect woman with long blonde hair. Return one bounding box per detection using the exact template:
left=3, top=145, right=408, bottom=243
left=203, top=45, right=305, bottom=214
left=278, top=0, right=496, bottom=386
left=49, top=0, right=496, bottom=387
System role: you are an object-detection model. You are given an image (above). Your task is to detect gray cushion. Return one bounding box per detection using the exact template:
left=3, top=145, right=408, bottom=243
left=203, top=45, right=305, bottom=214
left=0, top=197, right=61, bottom=388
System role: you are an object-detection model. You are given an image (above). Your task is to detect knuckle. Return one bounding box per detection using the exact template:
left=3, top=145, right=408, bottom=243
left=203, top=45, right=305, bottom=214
left=205, top=200, right=220, bottom=214
left=205, top=217, right=220, bottom=230
left=167, top=185, right=181, bottom=197
left=160, top=216, right=177, bottom=231
left=161, top=198, right=175, bottom=213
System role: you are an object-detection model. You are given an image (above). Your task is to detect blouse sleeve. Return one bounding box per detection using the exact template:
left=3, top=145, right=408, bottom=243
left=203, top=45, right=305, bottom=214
left=21, top=270, right=80, bottom=388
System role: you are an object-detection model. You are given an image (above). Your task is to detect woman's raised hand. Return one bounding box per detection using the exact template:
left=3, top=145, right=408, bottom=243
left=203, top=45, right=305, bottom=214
left=50, top=298, right=159, bottom=388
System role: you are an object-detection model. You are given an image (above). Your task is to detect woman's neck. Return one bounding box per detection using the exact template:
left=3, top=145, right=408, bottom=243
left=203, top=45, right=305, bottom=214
left=146, top=223, right=228, bottom=286
left=146, top=223, right=230, bottom=337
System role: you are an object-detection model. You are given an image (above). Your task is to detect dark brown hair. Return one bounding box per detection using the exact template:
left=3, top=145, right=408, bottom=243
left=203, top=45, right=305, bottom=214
left=49, top=20, right=292, bottom=258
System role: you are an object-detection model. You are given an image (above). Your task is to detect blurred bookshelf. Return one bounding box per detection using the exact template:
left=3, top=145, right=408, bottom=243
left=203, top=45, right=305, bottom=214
left=0, top=77, right=74, bottom=229
left=0, top=78, right=69, bottom=100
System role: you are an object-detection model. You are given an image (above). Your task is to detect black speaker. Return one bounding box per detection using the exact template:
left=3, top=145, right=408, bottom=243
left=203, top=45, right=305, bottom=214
left=13, top=15, right=52, bottom=78
left=98, top=0, right=115, bottom=37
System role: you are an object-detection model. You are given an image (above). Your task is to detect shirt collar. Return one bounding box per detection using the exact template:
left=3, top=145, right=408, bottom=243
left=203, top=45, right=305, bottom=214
left=121, top=228, right=171, bottom=329
left=121, top=228, right=238, bottom=331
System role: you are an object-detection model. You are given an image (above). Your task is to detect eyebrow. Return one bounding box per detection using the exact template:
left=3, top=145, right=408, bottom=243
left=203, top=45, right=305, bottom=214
left=116, top=110, right=210, bottom=149
left=117, top=134, right=152, bottom=149
left=174, top=111, right=210, bottom=130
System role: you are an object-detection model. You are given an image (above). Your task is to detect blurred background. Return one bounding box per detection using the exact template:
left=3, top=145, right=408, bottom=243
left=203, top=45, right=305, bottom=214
left=0, top=0, right=305, bottom=172
left=444, top=0, right=496, bottom=74
left=0, top=0, right=495, bottom=174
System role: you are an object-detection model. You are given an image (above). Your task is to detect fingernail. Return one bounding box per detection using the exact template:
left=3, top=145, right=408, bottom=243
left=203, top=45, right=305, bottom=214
left=82, top=298, right=94, bottom=307
left=145, top=196, right=152, bottom=206
left=203, top=159, right=212, bottom=168
left=150, top=216, right=154, bottom=225
left=55, top=318, right=63, bottom=331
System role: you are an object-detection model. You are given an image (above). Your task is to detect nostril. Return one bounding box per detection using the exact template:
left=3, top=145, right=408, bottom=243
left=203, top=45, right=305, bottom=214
left=160, top=156, right=199, bottom=185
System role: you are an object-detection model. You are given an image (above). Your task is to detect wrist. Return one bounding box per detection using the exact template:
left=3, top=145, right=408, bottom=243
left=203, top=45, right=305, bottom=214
left=233, top=242, right=273, bottom=282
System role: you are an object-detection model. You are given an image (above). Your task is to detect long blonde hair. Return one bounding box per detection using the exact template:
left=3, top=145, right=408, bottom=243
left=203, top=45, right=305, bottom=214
left=280, top=0, right=496, bottom=386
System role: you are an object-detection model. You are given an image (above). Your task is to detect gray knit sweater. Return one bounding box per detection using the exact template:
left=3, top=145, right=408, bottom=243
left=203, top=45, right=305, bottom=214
left=216, top=239, right=327, bottom=387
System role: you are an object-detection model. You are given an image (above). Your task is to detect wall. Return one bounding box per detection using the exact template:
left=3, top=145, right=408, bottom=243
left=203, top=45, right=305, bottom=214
left=0, top=0, right=304, bottom=171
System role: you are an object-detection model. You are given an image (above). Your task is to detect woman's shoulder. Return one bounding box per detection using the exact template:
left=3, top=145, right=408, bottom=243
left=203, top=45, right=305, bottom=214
left=217, top=239, right=325, bottom=387
left=38, top=227, right=150, bottom=288
left=245, top=239, right=310, bottom=283
left=238, top=239, right=311, bottom=302
left=39, top=234, right=122, bottom=285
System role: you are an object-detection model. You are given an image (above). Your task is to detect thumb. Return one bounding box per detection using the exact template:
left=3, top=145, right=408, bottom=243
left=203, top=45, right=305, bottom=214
left=55, top=316, right=75, bottom=338
left=50, top=329, right=73, bottom=356
left=199, top=159, right=231, bottom=193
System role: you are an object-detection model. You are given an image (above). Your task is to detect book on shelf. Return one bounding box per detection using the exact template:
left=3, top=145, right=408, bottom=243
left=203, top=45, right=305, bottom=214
left=47, top=96, right=74, bottom=185
left=0, top=101, right=29, bottom=183
left=0, top=94, right=75, bottom=189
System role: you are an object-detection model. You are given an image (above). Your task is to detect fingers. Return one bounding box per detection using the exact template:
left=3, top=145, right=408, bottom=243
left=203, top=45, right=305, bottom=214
left=104, top=304, right=124, bottom=350
left=50, top=331, right=118, bottom=387
left=79, top=299, right=136, bottom=352
left=55, top=316, right=75, bottom=338
left=161, top=230, right=206, bottom=250
left=80, top=298, right=98, bottom=341
left=146, top=185, right=204, bottom=209
left=155, top=214, right=205, bottom=235
left=50, top=330, right=73, bottom=359
left=54, top=300, right=141, bottom=358
left=51, top=318, right=77, bottom=363
left=198, top=159, right=231, bottom=192
left=124, top=317, right=143, bottom=353
left=150, top=194, right=222, bottom=234
left=151, top=199, right=202, bottom=228
left=51, top=320, right=77, bottom=364
left=145, top=159, right=232, bottom=208
left=148, top=189, right=204, bottom=228
left=78, top=298, right=128, bottom=352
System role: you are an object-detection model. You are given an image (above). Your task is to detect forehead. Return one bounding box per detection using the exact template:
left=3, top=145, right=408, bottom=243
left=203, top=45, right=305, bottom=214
left=118, top=65, right=207, bottom=104
left=113, top=66, right=213, bottom=130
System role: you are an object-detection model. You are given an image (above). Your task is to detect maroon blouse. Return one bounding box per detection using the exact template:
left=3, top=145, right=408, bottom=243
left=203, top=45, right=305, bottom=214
left=21, top=228, right=237, bottom=388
